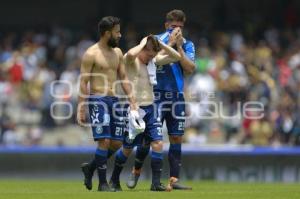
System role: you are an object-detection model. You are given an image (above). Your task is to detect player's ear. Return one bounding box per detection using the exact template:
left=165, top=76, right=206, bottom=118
left=104, top=30, right=111, bottom=37
left=164, top=22, right=169, bottom=29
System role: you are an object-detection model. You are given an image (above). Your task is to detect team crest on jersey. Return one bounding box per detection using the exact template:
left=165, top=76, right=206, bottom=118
left=96, top=126, right=103, bottom=134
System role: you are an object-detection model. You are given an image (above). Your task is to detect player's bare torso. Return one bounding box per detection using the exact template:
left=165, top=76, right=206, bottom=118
left=126, top=58, right=154, bottom=106
left=87, top=43, right=120, bottom=96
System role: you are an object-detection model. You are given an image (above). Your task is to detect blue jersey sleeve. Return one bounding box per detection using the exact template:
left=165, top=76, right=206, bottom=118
left=184, top=41, right=195, bottom=62
left=156, top=32, right=169, bottom=43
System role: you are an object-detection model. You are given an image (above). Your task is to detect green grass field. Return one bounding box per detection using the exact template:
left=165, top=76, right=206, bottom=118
left=0, top=179, right=300, bottom=199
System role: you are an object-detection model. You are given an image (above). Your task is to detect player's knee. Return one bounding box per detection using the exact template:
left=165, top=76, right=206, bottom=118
left=151, top=140, right=163, bottom=152
left=169, top=135, right=182, bottom=144
left=97, top=138, right=111, bottom=149
left=122, top=148, right=132, bottom=157
left=110, top=140, right=122, bottom=151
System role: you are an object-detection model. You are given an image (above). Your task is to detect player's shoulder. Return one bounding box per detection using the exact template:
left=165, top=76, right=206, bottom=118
left=184, top=39, right=195, bottom=47
left=183, top=39, right=195, bottom=52
left=83, top=43, right=98, bottom=58
left=86, top=43, right=98, bottom=51
left=113, top=47, right=123, bottom=57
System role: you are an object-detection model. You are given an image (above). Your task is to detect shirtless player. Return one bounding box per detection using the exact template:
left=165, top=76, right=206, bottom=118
left=108, top=35, right=182, bottom=191
left=77, top=16, right=137, bottom=192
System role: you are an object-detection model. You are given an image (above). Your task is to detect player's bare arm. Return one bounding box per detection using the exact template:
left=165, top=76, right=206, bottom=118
left=154, top=39, right=182, bottom=66
left=77, top=50, right=94, bottom=125
left=124, top=36, right=148, bottom=65
left=116, top=48, right=138, bottom=110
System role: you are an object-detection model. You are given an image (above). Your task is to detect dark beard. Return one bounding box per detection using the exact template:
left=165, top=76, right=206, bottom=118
left=107, top=37, right=118, bottom=48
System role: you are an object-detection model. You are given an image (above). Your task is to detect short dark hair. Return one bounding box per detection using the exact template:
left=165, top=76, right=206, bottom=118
left=98, top=16, right=120, bottom=36
left=166, top=9, right=186, bottom=23
left=145, top=35, right=161, bottom=52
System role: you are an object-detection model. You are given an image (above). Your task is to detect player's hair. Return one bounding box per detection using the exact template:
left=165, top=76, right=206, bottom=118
left=98, top=16, right=120, bottom=36
left=166, top=9, right=186, bottom=23
left=146, top=35, right=161, bottom=52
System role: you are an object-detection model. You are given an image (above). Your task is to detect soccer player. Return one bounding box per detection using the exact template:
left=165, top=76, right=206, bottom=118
left=109, top=35, right=182, bottom=191
left=127, top=9, right=196, bottom=190
left=77, top=16, right=137, bottom=192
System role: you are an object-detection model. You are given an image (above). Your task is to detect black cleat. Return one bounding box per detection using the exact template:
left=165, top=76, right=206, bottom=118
left=150, top=183, right=167, bottom=191
left=98, top=183, right=116, bottom=192
left=126, top=172, right=140, bottom=189
left=80, top=163, right=93, bottom=190
left=172, top=181, right=192, bottom=190
left=109, top=180, right=122, bottom=192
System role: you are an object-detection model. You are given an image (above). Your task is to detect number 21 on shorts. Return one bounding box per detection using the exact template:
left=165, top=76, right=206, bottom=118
left=115, top=127, right=123, bottom=136
left=178, top=121, right=185, bottom=131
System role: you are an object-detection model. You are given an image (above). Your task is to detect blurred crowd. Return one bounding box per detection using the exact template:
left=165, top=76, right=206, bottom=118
left=185, top=28, right=300, bottom=146
left=1, top=23, right=300, bottom=147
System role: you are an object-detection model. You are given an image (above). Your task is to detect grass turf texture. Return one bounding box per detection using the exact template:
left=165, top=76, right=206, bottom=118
left=0, top=179, right=300, bottom=199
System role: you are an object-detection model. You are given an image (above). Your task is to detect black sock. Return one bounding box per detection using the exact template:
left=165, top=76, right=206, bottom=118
left=168, top=144, right=181, bottom=178
left=95, top=148, right=108, bottom=185
left=151, top=151, right=163, bottom=185
left=134, top=146, right=150, bottom=170
left=89, top=159, right=96, bottom=173
left=111, top=149, right=128, bottom=183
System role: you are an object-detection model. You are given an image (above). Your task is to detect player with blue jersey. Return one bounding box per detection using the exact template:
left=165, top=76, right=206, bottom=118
left=127, top=9, right=196, bottom=190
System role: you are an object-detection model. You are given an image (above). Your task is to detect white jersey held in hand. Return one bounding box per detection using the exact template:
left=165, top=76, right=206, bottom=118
left=127, top=108, right=146, bottom=141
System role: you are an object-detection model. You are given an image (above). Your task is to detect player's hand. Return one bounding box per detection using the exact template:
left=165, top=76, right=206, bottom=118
left=77, top=108, right=86, bottom=126
left=176, top=35, right=184, bottom=47
left=130, top=102, right=139, bottom=111
left=168, top=27, right=181, bottom=46
left=175, top=29, right=184, bottom=46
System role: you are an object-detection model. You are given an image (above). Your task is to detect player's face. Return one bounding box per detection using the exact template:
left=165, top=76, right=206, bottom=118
left=141, top=42, right=158, bottom=64
left=107, top=24, right=121, bottom=48
left=165, top=21, right=184, bottom=31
